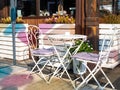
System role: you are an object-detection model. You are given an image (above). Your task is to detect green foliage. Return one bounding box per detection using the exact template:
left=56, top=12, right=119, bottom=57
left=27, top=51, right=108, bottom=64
left=70, top=40, right=94, bottom=53
left=70, top=40, right=93, bottom=71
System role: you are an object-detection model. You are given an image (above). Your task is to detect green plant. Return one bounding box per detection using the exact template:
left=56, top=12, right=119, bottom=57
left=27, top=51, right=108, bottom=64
left=70, top=40, right=94, bottom=53
left=44, top=15, right=75, bottom=24
left=70, top=40, right=93, bottom=72
left=100, top=14, right=120, bottom=24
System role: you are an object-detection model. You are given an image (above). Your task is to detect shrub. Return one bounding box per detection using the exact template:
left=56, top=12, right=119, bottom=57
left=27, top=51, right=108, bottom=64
left=44, top=15, right=75, bottom=24
left=1, top=17, right=24, bottom=24
left=99, top=14, right=120, bottom=24
left=70, top=40, right=94, bottom=53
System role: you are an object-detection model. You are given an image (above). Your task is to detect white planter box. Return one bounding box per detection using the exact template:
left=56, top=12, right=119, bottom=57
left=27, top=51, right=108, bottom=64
left=0, top=24, right=29, bottom=60
left=99, top=24, right=120, bottom=68
left=39, top=24, right=75, bottom=45
left=39, top=24, right=75, bottom=34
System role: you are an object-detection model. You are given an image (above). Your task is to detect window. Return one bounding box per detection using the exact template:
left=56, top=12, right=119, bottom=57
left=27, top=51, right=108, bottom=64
left=99, top=0, right=120, bottom=15
left=40, top=0, right=57, bottom=15
left=17, top=0, right=76, bottom=17
left=40, top=0, right=75, bottom=16
left=17, top=0, right=36, bottom=17
left=116, top=0, right=120, bottom=14
left=99, top=0, right=113, bottom=16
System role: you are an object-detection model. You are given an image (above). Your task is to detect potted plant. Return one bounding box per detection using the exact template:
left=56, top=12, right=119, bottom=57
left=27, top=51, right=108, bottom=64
left=99, top=14, right=120, bottom=68
left=70, top=40, right=93, bottom=74
left=99, top=14, right=120, bottom=35
left=39, top=15, right=75, bottom=35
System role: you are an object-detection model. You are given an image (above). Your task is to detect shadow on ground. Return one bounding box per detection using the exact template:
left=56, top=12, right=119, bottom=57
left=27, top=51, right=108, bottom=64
left=113, top=77, right=120, bottom=90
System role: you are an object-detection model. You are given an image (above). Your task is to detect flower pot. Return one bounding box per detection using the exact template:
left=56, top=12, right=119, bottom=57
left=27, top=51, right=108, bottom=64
left=73, top=60, right=86, bottom=74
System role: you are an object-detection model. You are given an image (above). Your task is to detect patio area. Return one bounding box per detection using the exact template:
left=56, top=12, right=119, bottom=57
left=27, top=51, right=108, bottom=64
left=0, top=60, right=120, bottom=90
left=0, top=24, right=120, bottom=90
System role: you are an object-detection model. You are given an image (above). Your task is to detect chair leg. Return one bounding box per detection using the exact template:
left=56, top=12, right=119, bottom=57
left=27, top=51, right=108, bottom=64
left=26, top=57, right=51, bottom=83
left=79, top=65, right=116, bottom=90
left=26, top=58, right=40, bottom=79
left=59, top=59, right=72, bottom=78
left=99, top=66, right=115, bottom=89
left=75, top=63, right=102, bottom=90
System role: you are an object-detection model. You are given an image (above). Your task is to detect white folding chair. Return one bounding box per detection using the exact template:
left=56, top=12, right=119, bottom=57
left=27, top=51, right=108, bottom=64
left=26, top=25, right=56, bottom=83
left=72, top=32, right=117, bottom=90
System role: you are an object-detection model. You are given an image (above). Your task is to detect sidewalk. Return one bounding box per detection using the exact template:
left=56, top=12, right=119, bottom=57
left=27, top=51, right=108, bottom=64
left=0, top=65, right=118, bottom=90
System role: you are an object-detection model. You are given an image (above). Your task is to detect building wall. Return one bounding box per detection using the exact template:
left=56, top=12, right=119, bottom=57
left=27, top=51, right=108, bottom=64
left=0, top=0, right=100, bottom=51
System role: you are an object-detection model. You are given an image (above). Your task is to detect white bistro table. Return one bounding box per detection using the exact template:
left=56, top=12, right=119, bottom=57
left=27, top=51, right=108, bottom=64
left=48, top=34, right=87, bottom=88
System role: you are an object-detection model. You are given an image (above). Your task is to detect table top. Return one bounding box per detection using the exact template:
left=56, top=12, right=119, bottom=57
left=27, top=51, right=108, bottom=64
left=48, top=34, right=87, bottom=40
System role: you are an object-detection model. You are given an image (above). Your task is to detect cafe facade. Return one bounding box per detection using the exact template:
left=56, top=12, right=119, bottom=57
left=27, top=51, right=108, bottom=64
left=0, top=0, right=119, bottom=51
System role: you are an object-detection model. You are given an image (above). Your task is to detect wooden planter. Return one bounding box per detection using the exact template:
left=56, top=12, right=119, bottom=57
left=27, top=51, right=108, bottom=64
left=99, top=24, right=120, bottom=69
left=0, top=24, right=29, bottom=60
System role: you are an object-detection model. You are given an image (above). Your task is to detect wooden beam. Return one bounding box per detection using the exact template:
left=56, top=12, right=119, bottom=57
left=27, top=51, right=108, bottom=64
left=85, top=0, right=99, bottom=51
left=36, top=0, right=40, bottom=16
left=75, top=0, right=85, bottom=34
